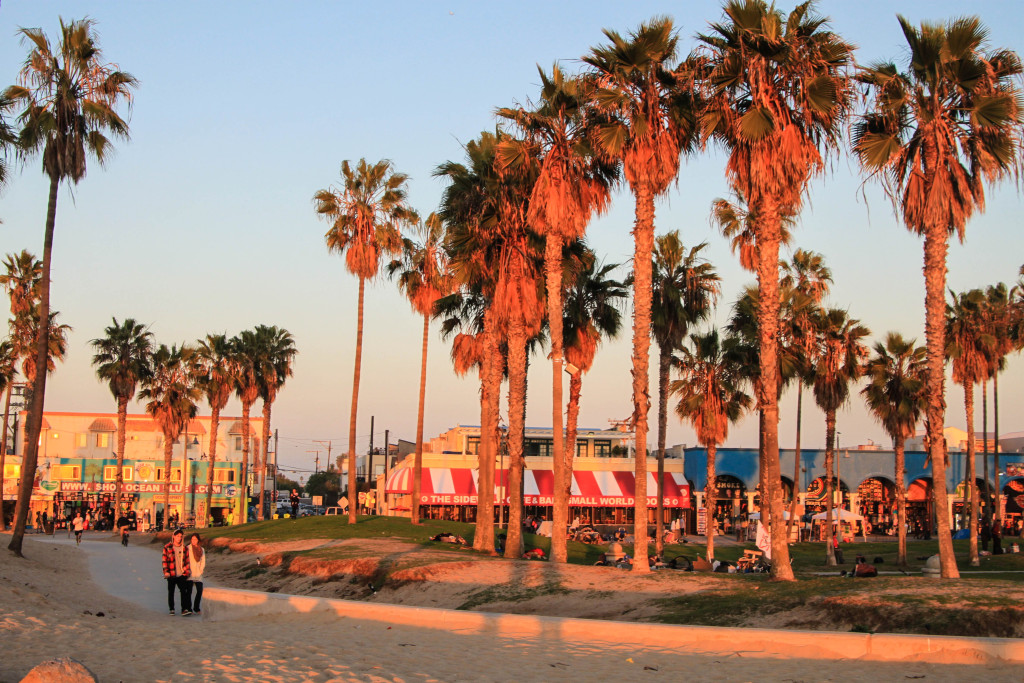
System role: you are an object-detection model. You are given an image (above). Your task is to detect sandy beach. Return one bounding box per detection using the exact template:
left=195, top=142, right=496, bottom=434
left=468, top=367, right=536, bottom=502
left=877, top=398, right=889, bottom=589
left=1, top=532, right=1021, bottom=682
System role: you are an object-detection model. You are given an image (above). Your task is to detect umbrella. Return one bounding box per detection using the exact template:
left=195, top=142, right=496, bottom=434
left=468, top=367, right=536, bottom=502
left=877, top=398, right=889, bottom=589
left=810, top=508, right=863, bottom=522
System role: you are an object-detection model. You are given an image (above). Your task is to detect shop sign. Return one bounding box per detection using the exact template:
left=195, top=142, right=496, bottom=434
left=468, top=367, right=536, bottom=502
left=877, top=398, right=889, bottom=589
left=419, top=493, right=690, bottom=508
left=60, top=481, right=222, bottom=494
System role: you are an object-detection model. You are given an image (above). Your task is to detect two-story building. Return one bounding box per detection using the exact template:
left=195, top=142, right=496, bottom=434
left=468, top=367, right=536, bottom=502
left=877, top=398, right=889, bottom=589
left=3, top=411, right=264, bottom=527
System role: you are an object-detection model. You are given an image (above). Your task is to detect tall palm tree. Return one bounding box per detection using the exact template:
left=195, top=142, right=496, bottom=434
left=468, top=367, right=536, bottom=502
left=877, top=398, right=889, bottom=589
left=563, top=255, right=628, bottom=519
left=232, top=330, right=261, bottom=522
left=698, top=0, right=854, bottom=580
left=946, top=289, right=993, bottom=566
left=5, top=17, right=136, bottom=557
left=853, top=15, right=1023, bottom=579
left=90, top=318, right=153, bottom=516
left=671, top=329, right=752, bottom=562
left=982, top=282, right=1017, bottom=532
left=194, top=334, right=235, bottom=527
left=583, top=17, right=699, bottom=572
left=811, top=308, right=869, bottom=566
left=0, top=93, right=16, bottom=190
left=140, top=344, right=199, bottom=528
left=0, top=339, right=16, bottom=531
left=498, top=66, right=616, bottom=563
left=861, top=333, right=927, bottom=567
left=650, top=234, right=719, bottom=553
left=254, top=325, right=297, bottom=520
left=314, top=158, right=416, bottom=524
left=779, top=250, right=831, bottom=538
left=388, top=213, right=450, bottom=525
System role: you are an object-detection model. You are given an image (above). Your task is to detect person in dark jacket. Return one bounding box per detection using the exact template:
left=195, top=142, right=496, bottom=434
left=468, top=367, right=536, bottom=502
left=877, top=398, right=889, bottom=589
left=290, top=489, right=300, bottom=518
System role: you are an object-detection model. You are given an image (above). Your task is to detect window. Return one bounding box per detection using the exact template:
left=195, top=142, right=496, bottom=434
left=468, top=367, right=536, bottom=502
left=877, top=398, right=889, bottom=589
left=54, top=465, right=81, bottom=480
left=524, top=439, right=552, bottom=457
left=593, top=440, right=612, bottom=457
left=103, top=466, right=133, bottom=482
left=3, top=464, right=19, bottom=479
left=155, top=468, right=183, bottom=481
left=576, top=441, right=587, bottom=458
left=95, top=433, right=110, bottom=448
left=466, top=437, right=480, bottom=455
left=213, top=469, right=236, bottom=484
left=234, top=436, right=243, bottom=450
left=76, top=433, right=87, bottom=448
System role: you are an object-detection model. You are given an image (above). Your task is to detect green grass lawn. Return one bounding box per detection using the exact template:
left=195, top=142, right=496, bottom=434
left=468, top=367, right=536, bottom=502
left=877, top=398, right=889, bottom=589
left=192, top=516, right=1024, bottom=578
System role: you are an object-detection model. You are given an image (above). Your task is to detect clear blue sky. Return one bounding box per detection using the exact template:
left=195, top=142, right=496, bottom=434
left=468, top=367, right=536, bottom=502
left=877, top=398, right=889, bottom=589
left=2, top=1, right=1022, bottom=480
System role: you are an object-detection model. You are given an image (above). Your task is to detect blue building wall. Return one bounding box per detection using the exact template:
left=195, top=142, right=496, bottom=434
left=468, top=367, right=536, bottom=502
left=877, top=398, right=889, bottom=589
left=683, top=446, right=1024, bottom=493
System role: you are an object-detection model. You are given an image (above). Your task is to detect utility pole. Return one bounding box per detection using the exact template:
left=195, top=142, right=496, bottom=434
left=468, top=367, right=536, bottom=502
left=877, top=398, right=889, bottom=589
left=383, top=429, right=390, bottom=515
left=273, top=429, right=279, bottom=503
left=307, top=450, right=321, bottom=474
left=367, top=415, right=375, bottom=485
left=313, top=440, right=332, bottom=473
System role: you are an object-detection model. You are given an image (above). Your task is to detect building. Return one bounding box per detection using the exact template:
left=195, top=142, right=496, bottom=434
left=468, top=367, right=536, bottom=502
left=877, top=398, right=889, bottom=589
left=384, top=423, right=690, bottom=527
left=2, top=411, right=265, bottom=528
left=683, top=440, right=1024, bottom=535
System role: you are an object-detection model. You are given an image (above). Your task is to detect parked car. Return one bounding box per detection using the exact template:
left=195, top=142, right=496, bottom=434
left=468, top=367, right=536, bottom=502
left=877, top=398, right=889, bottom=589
left=324, top=506, right=345, bottom=516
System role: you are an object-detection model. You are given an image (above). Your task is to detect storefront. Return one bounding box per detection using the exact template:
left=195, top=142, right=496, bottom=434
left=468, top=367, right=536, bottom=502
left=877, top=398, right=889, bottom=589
left=855, top=477, right=895, bottom=535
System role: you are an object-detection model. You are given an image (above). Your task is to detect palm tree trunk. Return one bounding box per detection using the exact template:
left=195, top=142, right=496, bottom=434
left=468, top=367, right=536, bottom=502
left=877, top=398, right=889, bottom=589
left=114, top=397, right=128, bottom=518
left=504, top=316, right=527, bottom=559
left=411, top=313, right=430, bottom=525
left=895, top=435, right=908, bottom=567
left=162, top=437, right=173, bottom=529
left=566, top=372, right=582, bottom=521
left=824, top=410, right=836, bottom=566
left=705, top=442, right=717, bottom=562
left=474, top=312, right=498, bottom=553
left=8, top=172, right=58, bottom=557
left=787, top=385, right=803, bottom=541
left=656, top=346, right=670, bottom=555
left=204, top=406, right=221, bottom=527
left=923, top=222, right=959, bottom=578
left=982, top=379, right=990, bottom=526
left=993, top=370, right=1001, bottom=533
left=630, top=184, right=654, bottom=575
left=0, top=383, right=12, bottom=531
left=965, top=382, right=979, bottom=566
left=258, top=400, right=272, bottom=520
left=755, top=205, right=794, bottom=580
left=545, top=236, right=569, bottom=563
left=241, top=400, right=252, bottom=522
left=347, top=276, right=366, bottom=525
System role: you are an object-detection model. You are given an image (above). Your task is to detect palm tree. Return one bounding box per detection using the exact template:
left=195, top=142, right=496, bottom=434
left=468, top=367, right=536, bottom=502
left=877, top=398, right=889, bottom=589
left=90, top=318, right=154, bottom=516
left=946, top=289, right=993, bottom=566
left=0, top=93, right=17, bottom=190
left=698, top=0, right=854, bottom=580
left=861, top=333, right=927, bottom=567
left=5, top=17, right=137, bottom=557
left=314, top=158, right=416, bottom=524
left=671, top=329, right=752, bottom=562
left=254, top=325, right=297, bottom=520
left=0, top=339, right=16, bottom=531
left=811, top=308, right=869, bottom=566
left=853, top=15, right=1023, bottom=579
left=563, top=255, right=628, bottom=518
left=650, top=235, right=719, bottom=553
left=779, top=250, right=831, bottom=538
left=232, top=329, right=261, bottom=522
left=194, top=334, right=235, bottom=527
left=583, top=17, right=699, bottom=572
left=982, top=282, right=1017, bottom=532
left=498, top=66, right=616, bottom=563
left=140, top=344, right=199, bottom=528
left=388, top=213, right=450, bottom=525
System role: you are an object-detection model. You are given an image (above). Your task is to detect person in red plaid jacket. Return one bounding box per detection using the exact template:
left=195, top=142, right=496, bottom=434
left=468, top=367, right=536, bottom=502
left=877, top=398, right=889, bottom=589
left=162, top=528, right=193, bottom=615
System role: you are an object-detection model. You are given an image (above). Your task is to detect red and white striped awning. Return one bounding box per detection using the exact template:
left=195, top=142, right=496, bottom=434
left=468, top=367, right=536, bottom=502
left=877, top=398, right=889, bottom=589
left=386, top=466, right=690, bottom=508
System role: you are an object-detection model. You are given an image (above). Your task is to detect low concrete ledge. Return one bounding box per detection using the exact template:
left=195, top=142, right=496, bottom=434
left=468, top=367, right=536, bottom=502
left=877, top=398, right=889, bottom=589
left=203, top=586, right=1024, bottom=664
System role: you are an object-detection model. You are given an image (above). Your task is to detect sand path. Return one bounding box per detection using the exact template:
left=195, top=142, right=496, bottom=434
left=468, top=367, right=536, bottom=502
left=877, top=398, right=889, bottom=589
left=1, top=533, right=1021, bottom=682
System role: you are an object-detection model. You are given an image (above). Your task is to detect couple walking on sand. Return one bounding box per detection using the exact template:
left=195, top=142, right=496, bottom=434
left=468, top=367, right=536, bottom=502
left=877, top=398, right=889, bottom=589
left=162, top=528, right=206, bottom=616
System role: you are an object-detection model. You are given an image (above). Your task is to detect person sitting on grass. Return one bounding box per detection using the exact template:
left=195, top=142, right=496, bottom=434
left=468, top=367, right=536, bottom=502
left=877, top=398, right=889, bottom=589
left=853, top=556, right=877, bottom=578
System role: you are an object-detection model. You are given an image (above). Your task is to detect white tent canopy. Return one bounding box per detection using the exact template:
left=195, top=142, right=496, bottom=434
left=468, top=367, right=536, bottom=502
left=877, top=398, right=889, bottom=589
left=747, top=510, right=791, bottom=521
left=811, top=508, right=863, bottom=522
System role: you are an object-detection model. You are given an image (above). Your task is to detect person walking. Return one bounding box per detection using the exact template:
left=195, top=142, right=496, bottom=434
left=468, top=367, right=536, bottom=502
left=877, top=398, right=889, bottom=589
left=290, top=489, right=300, bottom=518
left=162, top=528, right=193, bottom=616
left=187, top=533, right=206, bottom=615
left=72, top=513, right=85, bottom=546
